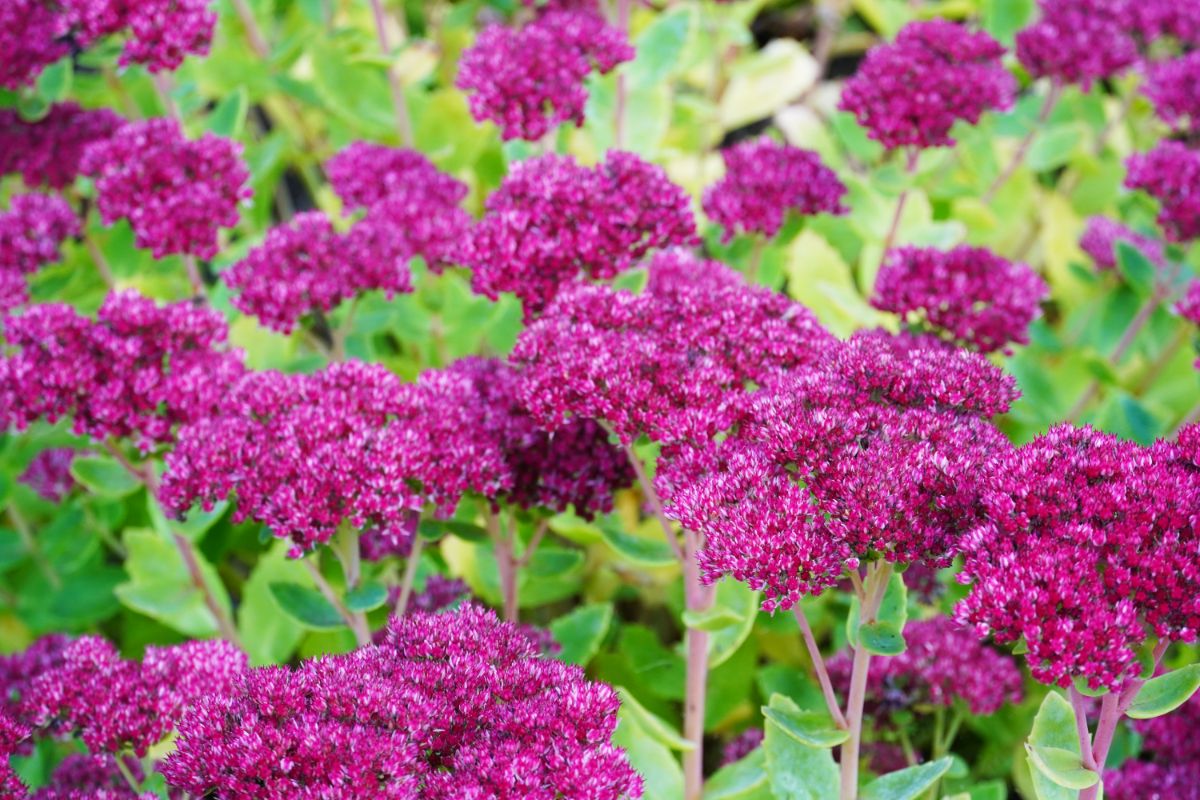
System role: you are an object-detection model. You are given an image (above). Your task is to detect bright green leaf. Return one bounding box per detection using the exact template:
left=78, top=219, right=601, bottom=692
left=1026, top=745, right=1100, bottom=790
left=70, top=456, right=141, bottom=499
left=763, top=693, right=841, bottom=800
left=1127, top=665, right=1200, bottom=719
left=705, top=747, right=773, bottom=800
left=344, top=583, right=388, bottom=613
left=598, top=521, right=677, bottom=568
left=1026, top=692, right=1085, bottom=800
left=1115, top=240, right=1159, bottom=296
left=861, top=757, right=955, bottom=800
left=617, top=687, right=695, bottom=751
left=268, top=581, right=345, bottom=629
left=208, top=87, right=249, bottom=138
left=682, top=605, right=742, bottom=631
left=761, top=693, right=849, bottom=748
left=549, top=602, right=613, bottom=666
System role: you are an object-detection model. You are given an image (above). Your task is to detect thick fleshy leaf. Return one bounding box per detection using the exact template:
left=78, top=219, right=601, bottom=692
left=1127, top=665, right=1200, bottom=720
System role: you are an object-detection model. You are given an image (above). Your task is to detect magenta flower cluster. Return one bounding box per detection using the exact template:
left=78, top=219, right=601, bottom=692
left=702, top=138, right=848, bottom=242
left=1143, top=52, right=1200, bottom=135
left=28, top=753, right=149, bottom=799
left=1125, top=0, right=1200, bottom=45
left=1125, top=141, right=1200, bottom=243
left=0, top=194, right=80, bottom=312
left=1107, top=693, right=1200, bottom=800
left=0, top=291, right=245, bottom=450
left=664, top=330, right=1017, bottom=612
left=721, top=728, right=764, bottom=766
left=513, top=251, right=834, bottom=444
left=827, top=617, right=1024, bottom=721
left=456, top=4, right=633, bottom=141
left=871, top=245, right=1048, bottom=353
left=957, top=424, right=1200, bottom=690
left=81, top=118, right=250, bottom=260
left=17, top=448, right=77, bottom=503
left=0, top=104, right=122, bottom=190
left=461, top=151, right=697, bottom=315
left=1079, top=216, right=1167, bottom=272
left=1016, top=0, right=1138, bottom=88
left=161, top=606, right=642, bottom=799
left=1178, top=280, right=1200, bottom=368
left=0, top=1, right=71, bottom=90
left=839, top=20, right=1015, bottom=150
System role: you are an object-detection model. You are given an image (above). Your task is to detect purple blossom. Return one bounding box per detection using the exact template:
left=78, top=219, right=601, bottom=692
left=462, top=151, right=697, bottom=315
left=81, top=118, right=250, bottom=260
left=513, top=253, right=834, bottom=444
left=0, top=103, right=123, bottom=190
left=0, top=271, right=29, bottom=315
left=1105, top=761, right=1200, bottom=800
left=721, top=728, right=764, bottom=766
left=702, top=138, right=848, bottom=242
left=1124, top=0, right=1200, bottom=47
left=17, top=448, right=77, bottom=503
left=0, top=291, right=246, bottom=450
left=408, top=575, right=471, bottom=614
left=1126, top=141, right=1200, bottom=243
left=957, top=424, right=1200, bottom=690
left=0, top=194, right=79, bottom=277
left=1144, top=52, right=1200, bottom=134
left=1016, top=0, right=1138, bottom=88
left=0, top=634, right=72, bottom=720
left=839, top=20, right=1015, bottom=150
left=1079, top=216, right=1167, bottom=272
left=871, top=245, right=1048, bottom=353
left=0, top=712, right=29, bottom=797
left=114, top=0, right=216, bottom=73
left=1178, top=280, right=1200, bottom=365
left=456, top=7, right=633, bottom=141
left=31, top=753, right=145, bottom=799
left=162, top=606, right=643, bottom=800
left=326, top=142, right=467, bottom=213
left=18, top=636, right=245, bottom=757
left=665, top=330, right=1017, bottom=612
left=0, top=1, right=71, bottom=90
left=902, top=562, right=946, bottom=605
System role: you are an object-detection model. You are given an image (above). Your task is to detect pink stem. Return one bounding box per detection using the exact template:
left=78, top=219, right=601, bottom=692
left=1068, top=686, right=1099, bottom=771
left=682, top=527, right=714, bottom=800
left=393, top=536, right=424, bottom=616
left=368, top=0, right=415, bottom=146
left=983, top=83, right=1062, bottom=204
left=1079, top=693, right=1121, bottom=800
left=839, top=561, right=893, bottom=800
left=794, top=606, right=849, bottom=729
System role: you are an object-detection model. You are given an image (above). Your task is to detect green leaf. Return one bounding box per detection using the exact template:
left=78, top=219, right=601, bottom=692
left=708, top=578, right=760, bottom=669
left=763, top=693, right=841, bottom=800
left=629, top=6, right=694, bottom=88
left=115, top=528, right=231, bottom=638
left=268, top=581, right=345, bottom=629
left=683, top=605, right=742, bottom=631
left=761, top=694, right=849, bottom=748
left=550, top=602, right=613, bottom=666
left=1025, top=745, right=1100, bottom=790
left=237, top=540, right=308, bottom=666
left=524, top=547, right=586, bottom=579
left=344, top=583, right=388, bottom=612
left=1026, top=692, right=1086, bottom=800
left=598, top=521, right=677, bottom=568
left=1115, top=240, right=1159, bottom=296
left=418, top=519, right=487, bottom=543
left=848, top=571, right=908, bottom=655
left=70, top=455, right=141, bottom=498
left=612, top=701, right=684, bottom=800
left=617, top=687, right=694, bottom=751
left=35, top=59, right=72, bottom=103
left=705, top=747, right=773, bottom=800
left=1127, top=665, right=1200, bottom=719
left=861, top=757, right=955, bottom=800
left=1026, top=125, right=1083, bottom=172
left=982, top=0, right=1035, bottom=44
left=208, top=87, right=248, bottom=138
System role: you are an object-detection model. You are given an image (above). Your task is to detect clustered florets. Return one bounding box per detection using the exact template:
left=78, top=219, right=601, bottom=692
left=0, top=104, right=123, bottom=190
left=1106, top=693, right=1200, bottom=800
left=839, top=19, right=1015, bottom=150
left=664, top=330, right=1017, bottom=612
left=456, top=4, right=633, bottom=141
left=1143, top=52, right=1200, bottom=135
left=720, top=728, right=764, bottom=766
left=1079, top=216, right=1167, bottom=272
left=702, top=138, right=848, bottom=242
left=0, top=194, right=80, bottom=311
left=1125, top=141, right=1200, bottom=243
left=1016, top=0, right=1138, bottom=88
left=17, top=448, right=77, bottom=503
left=81, top=118, right=250, bottom=260
left=162, top=606, right=643, bottom=800
left=0, top=291, right=245, bottom=450
left=513, top=251, right=833, bottom=444
left=461, top=151, right=697, bottom=315
left=871, top=245, right=1048, bottom=353
left=957, top=424, right=1200, bottom=690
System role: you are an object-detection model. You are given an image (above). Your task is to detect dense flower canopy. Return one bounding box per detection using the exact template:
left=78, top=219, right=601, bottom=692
left=461, top=151, right=697, bottom=315
left=0, top=1, right=71, bottom=90
left=0, top=194, right=79, bottom=310
left=456, top=4, right=633, bottom=141
left=1015, top=0, right=1138, bottom=88
left=1143, top=52, right=1200, bottom=135
left=871, top=245, right=1048, bottom=353
left=702, top=138, right=847, bottom=242
left=81, top=118, right=250, bottom=260
left=161, top=606, right=643, bottom=800
left=0, top=104, right=123, bottom=190
left=1125, top=141, right=1200, bottom=243
left=0, top=291, right=245, bottom=449
left=1079, top=216, right=1167, bottom=272
left=1106, top=693, right=1200, bottom=800
left=957, top=424, right=1200, bottom=690
left=17, top=448, right=76, bottom=503
left=839, top=19, right=1015, bottom=150
left=665, top=330, right=1018, bottom=612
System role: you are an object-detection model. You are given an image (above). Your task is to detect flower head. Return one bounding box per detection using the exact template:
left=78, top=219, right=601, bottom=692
left=18, top=448, right=77, bottom=503
left=114, top=0, right=216, bottom=73
left=1105, top=691, right=1200, bottom=800
left=871, top=245, right=1048, bottom=353
left=162, top=606, right=643, bottom=800
left=1079, top=216, right=1167, bottom=272
left=702, top=139, right=847, bottom=242
left=0, top=291, right=245, bottom=449
left=0, top=103, right=123, bottom=190
left=1144, top=52, right=1200, bottom=135
left=31, top=752, right=148, bottom=799
left=81, top=118, right=250, bottom=259
left=0, top=0, right=71, bottom=90
left=1126, top=141, right=1200, bottom=243
left=456, top=7, right=633, bottom=141
left=721, top=729, right=763, bottom=766
left=1016, top=0, right=1138, bottom=88
left=461, top=151, right=697, bottom=315
left=1178, top=279, right=1200, bottom=325
left=0, top=194, right=79, bottom=277
left=839, top=20, right=1015, bottom=150
left=0, top=270, right=29, bottom=314
left=1123, top=0, right=1200, bottom=47
left=326, top=142, right=468, bottom=213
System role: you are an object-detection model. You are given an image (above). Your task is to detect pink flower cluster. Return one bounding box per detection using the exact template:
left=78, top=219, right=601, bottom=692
left=15, top=635, right=245, bottom=757
left=29, top=753, right=148, bottom=800
left=1178, top=280, right=1200, bottom=369
left=17, top=448, right=77, bottom=503
left=1144, top=52, right=1200, bottom=135
left=81, top=118, right=250, bottom=260
left=0, top=194, right=80, bottom=312
left=0, top=291, right=245, bottom=450
left=957, top=424, right=1200, bottom=690
left=720, top=728, right=764, bottom=766
left=326, top=142, right=467, bottom=213
left=839, top=20, right=1015, bottom=150
left=513, top=251, right=834, bottom=444
left=462, top=151, right=697, bottom=315
left=162, top=606, right=643, bottom=799
left=1125, top=0, right=1200, bottom=46
left=0, top=1, right=71, bottom=90
left=456, top=5, right=633, bottom=141
left=1079, top=216, right=1166, bottom=272
left=827, top=617, right=1024, bottom=721
left=1016, top=0, right=1138, bottom=88
left=1126, top=141, right=1200, bottom=243
left=1106, top=693, right=1200, bottom=800
left=871, top=245, right=1048, bottom=353
left=702, top=139, right=848, bottom=242
left=0, top=104, right=122, bottom=190
left=665, top=330, right=1017, bottom=612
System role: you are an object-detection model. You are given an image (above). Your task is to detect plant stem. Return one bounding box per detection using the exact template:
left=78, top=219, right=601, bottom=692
left=303, top=558, right=370, bottom=647
left=368, top=0, right=415, bottom=147
left=1069, top=686, right=1100, bottom=771
left=182, top=255, right=205, bottom=298
left=840, top=560, right=894, bottom=800
left=8, top=507, right=60, bottom=590
left=393, top=535, right=424, bottom=616
left=617, top=438, right=685, bottom=561
left=682, top=526, right=715, bottom=800
left=613, top=0, right=632, bottom=149
left=82, top=232, right=116, bottom=288
left=514, top=518, right=550, bottom=569
left=793, top=605, right=849, bottom=728
left=878, top=150, right=919, bottom=278
left=1079, top=692, right=1121, bottom=800
left=230, top=0, right=271, bottom=58
left=483, top=508, right=520, bottom=622
left=114, top=755, right=142, bottom=794
left=983, top=83, right=1062, bottom=204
